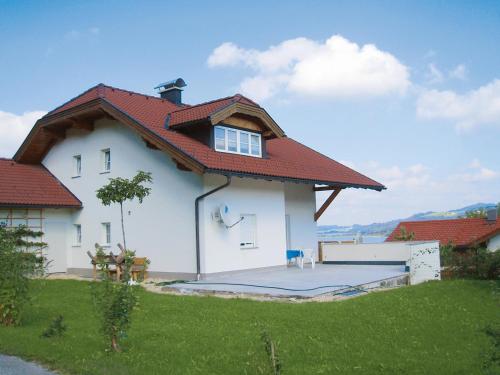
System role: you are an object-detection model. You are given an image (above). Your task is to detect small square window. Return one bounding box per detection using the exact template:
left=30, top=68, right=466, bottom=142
left=102, top=222, right=111, bottom=246
left=74, top=224, right=81, bottom=245
left=102, top=149, right=111, bottom=172
left=73, top=155, right=81, bottom=177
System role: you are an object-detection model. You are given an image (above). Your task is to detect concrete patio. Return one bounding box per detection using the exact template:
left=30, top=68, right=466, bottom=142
left=166, top=264, right=408, bottom=298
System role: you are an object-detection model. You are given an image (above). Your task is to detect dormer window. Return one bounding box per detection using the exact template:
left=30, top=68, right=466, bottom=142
left=214, top=126, right=262, bottom=157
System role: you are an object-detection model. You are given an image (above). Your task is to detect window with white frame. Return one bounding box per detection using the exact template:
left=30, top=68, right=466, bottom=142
left=101, top=149, right=111, bottom=172
left=214, top=126, right=262, bottom=157
left=240, top=214, right=257, bottom=249
left=73, top=155, right=81, bottom=177
left=101, top=222, right=111, bottom=246
left=74, top=224, right=82, bottom=246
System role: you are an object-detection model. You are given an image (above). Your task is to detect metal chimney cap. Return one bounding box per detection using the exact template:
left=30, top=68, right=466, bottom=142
left=155, top=78, right=187, bottom=93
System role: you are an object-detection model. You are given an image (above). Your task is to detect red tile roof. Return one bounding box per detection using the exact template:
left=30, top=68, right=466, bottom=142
left=0, top=159, right=81, bottom=207
left=32, top=84, right=384, bottom=190
left=168, top=94, right=260, bottom=126
left=386, top=218, right=500, bottom=247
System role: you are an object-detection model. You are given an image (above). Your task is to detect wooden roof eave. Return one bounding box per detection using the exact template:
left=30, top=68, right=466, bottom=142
left=209, top=102, right=286, bottom=138
left=204, top=168, right=386, bottom=191
left=14, top=98, right=206, bottom=175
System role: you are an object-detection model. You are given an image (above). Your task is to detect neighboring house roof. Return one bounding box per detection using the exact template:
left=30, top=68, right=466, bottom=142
left=15, top=84, right=385, bottom=191
left=386, top=218, right=500, bottom=247
left=0, top=159, right=82, bottom=208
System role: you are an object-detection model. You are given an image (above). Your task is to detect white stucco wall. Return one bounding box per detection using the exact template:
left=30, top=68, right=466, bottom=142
left=42, top=118, right=202, bottom=274
left=487, top=233, right=500, bottom=251
left=408, top=241, right=441, bottom=284
left=322, top=242, right=411, bottom=262
left=40, top=118, right=320, bottom=276
left=199, top=175, right=288, bottom=274
left=43, top=208, right=73, bottom=273
left=321, top=241, right=441, bottom=285
left=284, top=183, right=317, bottom=251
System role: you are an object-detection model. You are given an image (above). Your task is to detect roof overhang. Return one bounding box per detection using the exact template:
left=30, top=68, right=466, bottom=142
left=0, top=203, right=82, bottom=209
left=204, top=168, right=386, bottom=191
left=14, top=98, right=206, bottom=174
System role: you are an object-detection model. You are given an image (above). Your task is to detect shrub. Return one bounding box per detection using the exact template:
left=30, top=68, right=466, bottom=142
left=41, top=315, right=66, bottom=338
left=0, top=225, right=46, bottom=326
left=91, top=245, right=137, bottom=352
left=442, top=246, right=500, bottom=280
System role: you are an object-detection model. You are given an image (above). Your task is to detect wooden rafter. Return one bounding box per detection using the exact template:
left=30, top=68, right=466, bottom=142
left=314, top=185, right=338, bottom=192
left=314, top=188, right=342, bottom=222
left=69, top=117, right=94, bottom=131
left=42, top=127, right=66, bottom=139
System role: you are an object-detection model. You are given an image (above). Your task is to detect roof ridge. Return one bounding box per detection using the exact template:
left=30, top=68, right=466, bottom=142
left=45, top=83, right=105, bottom=116
left=169, top=94, right=247, bottom=114
left=398, top=217, right=488, bottom=225
left=99, top=84, right=184, bottom=107
left=233, top=93, right=260, bottom=107
left=0, top=157, right=14, bottom=161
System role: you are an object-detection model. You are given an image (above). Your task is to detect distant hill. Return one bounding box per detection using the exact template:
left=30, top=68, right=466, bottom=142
left=318, top=202, right=497, bottom=238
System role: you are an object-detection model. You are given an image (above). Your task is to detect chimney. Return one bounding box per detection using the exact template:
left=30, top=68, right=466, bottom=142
left=486, top=208, right=498, bottom=223
left=154, top=78, right=187, bottom=105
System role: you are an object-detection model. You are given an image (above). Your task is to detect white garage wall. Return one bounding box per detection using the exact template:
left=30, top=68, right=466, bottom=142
left=200, top=174, right=287, bottom=274
left=284, top=183, right=317, bottom=252
left=43, top=118, right=203, bottom=275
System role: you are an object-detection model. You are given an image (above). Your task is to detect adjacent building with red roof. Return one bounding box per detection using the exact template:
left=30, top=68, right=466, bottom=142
left=386, top=216, right=500, bottom=251
left=3, top=79, right=385, bottom=278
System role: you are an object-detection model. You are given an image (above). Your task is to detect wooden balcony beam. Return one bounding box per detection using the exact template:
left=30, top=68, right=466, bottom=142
left=314, top=188, right=342, bottom=221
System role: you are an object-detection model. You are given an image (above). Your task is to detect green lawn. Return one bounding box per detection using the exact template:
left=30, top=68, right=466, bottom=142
left=0, top=280, right=498, bottom=375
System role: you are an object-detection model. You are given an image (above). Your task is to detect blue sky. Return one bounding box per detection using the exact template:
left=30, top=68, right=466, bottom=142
left=0, top=0, right=499, bottom=225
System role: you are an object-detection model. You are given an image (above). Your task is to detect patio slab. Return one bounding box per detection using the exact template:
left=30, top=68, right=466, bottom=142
left=167, top=264, right=408, bottom=298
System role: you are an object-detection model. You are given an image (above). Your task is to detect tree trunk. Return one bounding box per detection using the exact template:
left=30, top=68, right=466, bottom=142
left=120, top=202, right=126, bottom=250
left=111, top=335, right=121, bottom=352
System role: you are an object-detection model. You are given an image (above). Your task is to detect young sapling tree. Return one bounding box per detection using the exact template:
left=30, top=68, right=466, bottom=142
left=96, top=171, right=152, bottom=250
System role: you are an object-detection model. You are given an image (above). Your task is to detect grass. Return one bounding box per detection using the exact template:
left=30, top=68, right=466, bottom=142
left=0, top=279, right=499, bottom=375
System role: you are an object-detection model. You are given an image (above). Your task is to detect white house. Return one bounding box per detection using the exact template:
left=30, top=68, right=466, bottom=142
left=1, top=79, right=385, bottom=279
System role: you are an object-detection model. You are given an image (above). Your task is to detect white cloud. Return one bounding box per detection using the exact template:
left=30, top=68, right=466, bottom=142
left=425, top=63, right=444, bottom=84
left=89, top=27, right=100, bottom=35
left=449, top=64, right=467, bottom=80
left=416, top=79, right=500, bottom=130
left=370, top=163, right=431, bottom=189
left=316, top=160, right=500, bottom=225
left=0, top=110, right=46, bottom=158
left=208, top=35, right=410, bottom=101
left=452, top=159, right=498, bottom=182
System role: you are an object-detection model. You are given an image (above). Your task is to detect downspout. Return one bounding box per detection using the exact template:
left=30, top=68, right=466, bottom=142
left=195, top=175, right=231, bottom=280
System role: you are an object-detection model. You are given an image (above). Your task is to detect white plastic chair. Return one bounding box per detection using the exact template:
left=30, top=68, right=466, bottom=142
left=298, top=249, right=316, bottom=269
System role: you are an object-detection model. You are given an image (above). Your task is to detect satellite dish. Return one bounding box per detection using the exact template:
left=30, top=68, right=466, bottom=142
left=217, top=204, right=244, bottom=228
